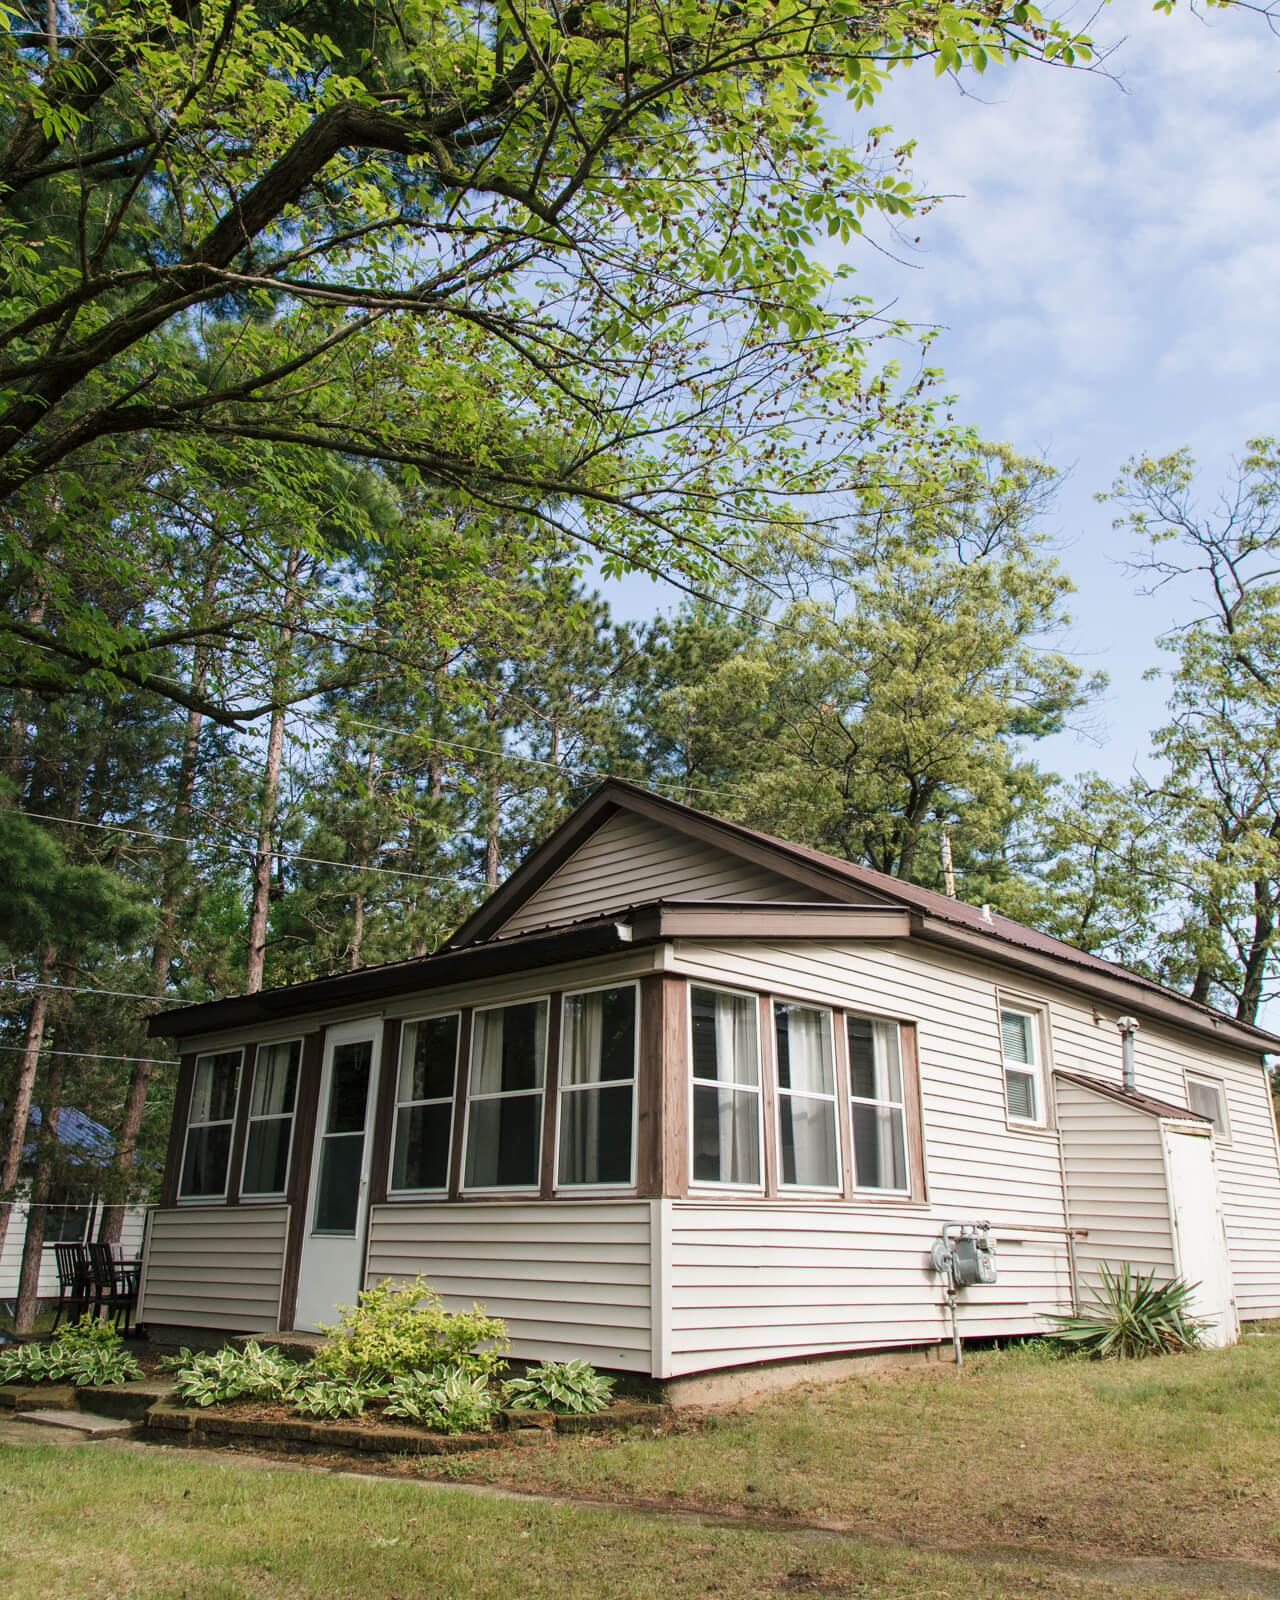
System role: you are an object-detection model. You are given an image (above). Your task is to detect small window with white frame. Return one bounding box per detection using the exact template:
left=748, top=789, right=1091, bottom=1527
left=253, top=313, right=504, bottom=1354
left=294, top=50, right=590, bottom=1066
left=689, top=985, right=762, bottom=1188
left=240, top=1039, right=301, bottom=1198
left=847, top=1015, right=910, bottom=1191
left=557, top=984, right=637, bottom=1188
left=463, top=999, right=548, bottom=1191
left=391, top=1013, right=461, bottom=1193
left=1185, top=1072, right=1230, bottom=1142
left=179, top=1049, right=243, bottom=1200
left=774, top=1002, right=839, bottom=1190
left=999, top=1004, right=1046, bottom=1126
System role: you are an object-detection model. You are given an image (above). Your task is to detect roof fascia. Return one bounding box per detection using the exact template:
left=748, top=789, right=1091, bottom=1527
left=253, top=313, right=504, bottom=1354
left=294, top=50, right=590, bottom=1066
left=916, top=914, right=1279, bottom=1057
left=630, top=902, right=911, bottom=940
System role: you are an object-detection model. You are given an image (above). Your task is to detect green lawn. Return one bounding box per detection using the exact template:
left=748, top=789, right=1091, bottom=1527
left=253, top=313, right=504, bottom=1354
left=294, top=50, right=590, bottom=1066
left=0, top=1439, right=1232, bottom=1600
left=423, top=1333, right=1280, bottom=1564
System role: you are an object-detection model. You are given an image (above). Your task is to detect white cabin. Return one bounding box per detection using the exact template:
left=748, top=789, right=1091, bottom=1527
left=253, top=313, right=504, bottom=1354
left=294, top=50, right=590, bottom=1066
left=139, top=781, right=1280, bottom=1384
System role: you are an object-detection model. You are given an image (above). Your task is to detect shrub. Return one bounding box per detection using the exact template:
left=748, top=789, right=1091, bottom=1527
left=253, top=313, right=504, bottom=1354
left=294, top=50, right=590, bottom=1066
left=167, top=1341, right=303, bottom=1407
left=59, top=1312, right=125, bottom=1351
left=313, top=1276, right=508, bottom=1383
left=1046, top=1266, right=1206, bottom=1360
left=0, top=1330, right=142, bottom=1388
left=383, top=1367, right=498, bottom=1434
left=503, top=1359, right=614, bottom=1415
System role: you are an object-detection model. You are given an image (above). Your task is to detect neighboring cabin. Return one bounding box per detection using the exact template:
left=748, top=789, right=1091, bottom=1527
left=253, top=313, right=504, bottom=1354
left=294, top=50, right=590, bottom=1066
left=139, top=781, right=1280, bottom=1383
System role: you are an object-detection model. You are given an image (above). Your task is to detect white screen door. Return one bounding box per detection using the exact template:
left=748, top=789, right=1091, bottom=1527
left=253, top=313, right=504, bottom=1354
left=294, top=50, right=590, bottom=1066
left=294, top=1020, right=382, bottom=1332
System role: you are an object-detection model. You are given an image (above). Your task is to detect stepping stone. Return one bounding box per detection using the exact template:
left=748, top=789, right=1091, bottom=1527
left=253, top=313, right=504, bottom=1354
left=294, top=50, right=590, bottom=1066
left=17, top=1410, right=134, bottom=1435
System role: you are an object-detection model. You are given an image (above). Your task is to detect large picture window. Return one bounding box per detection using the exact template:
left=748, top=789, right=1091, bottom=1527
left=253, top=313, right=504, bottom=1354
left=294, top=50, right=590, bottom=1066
left=464, top=1000, right=548, bottom=1190
left=690, top=986, right=761, bottom=1188
left=241, top=1040, right=301, bottom=1198
left=557, top=984, right=637, bottom=1188
left=775, top=1003, right=839, bottom=1190
left=847, top=1017, right=909, bottom=1192
left=391, top=1014, right=461, bottom=1193
left=179, top=1050, right=242, bottom=1200
left=999, top=1005, right=1045, bottom=1126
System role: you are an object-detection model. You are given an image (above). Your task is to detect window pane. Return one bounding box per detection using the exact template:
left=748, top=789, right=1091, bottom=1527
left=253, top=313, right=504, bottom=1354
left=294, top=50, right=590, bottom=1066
left=191, top=1052, right=240, bottom=1123
left=250, top=1041, right=299, bottom=1118
left=775, top=1004, right=833, bottom=1095
left=847, top=1018, right=902, bottom=1102
left=44, top=1203, right=92, bottom=1245
left=465, top=1095, right=541, bottom=1188
left=692, top=1083, right=760, bottom=1185
left=1006, top=1067, right=1037, bottom=1122
left=690, top=988, right=758, bottom=1086
left=242, top=1117, right=292, bottom=1195
left=559, top=1084, right=633, bottom=1185
left=472, top=1003, right=547, bottom=1095
left=562, top=987, right=635, bottom=1086
left=399, top=1015, right=459, bottom=1103
left=779, top=1094, right=838, bottom=1188
left=1001, top=1011, right=1035, bottom=1065
left=392, top=1102, right=454, bottom=1191
left=314, top=1134, right=363, bottom=1233
left=326, top=1041, right=372, bottom=1133
left=180, top=1124, right=232, bottom=1198
left=852, top=1103, right=907, bottom=1190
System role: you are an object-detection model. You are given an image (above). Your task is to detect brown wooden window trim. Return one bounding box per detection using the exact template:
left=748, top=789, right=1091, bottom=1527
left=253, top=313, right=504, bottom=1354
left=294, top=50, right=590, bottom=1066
left=278, top=1029, right=325, bottom=1332
left=367, top=1019, right=403, bottom=1206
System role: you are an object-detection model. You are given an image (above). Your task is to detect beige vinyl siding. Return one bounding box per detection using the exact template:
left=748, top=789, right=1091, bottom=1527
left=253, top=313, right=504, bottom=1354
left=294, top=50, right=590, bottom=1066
left=0, top=1201, right=148, bottom=1302
left=500, top=812, right=829, bottom=937
left=137, top=1204, right=288, bottom=1332
left=365, top=1200, right=653, bottom=1371
left=1054, top=1077, right=1178, bottom=1290
left=667, top=1203, right=1071, bottom=1374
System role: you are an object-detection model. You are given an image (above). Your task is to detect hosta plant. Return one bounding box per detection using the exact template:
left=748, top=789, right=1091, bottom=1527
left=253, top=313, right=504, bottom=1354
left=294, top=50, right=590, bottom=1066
left=1046, top=1266, right=1206, bottom=1359
left=383, top=1367, right=498, bottom=1434
left=314, top=1276, right=508, bottom=1383
left=503, top=1359, right=615, bottom=1415
left=0, top=1337, right=142, bottom=1387
left=166, top=1341, right=303, bottom=1407
left=289, top=1374, right=384, bottom=1419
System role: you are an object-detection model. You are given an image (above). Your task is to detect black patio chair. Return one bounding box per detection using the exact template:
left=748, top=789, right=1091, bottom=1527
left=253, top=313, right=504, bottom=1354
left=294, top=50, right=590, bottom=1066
left=88, top=1242, right=139, bottom=1333
left=50, top=1242, right=94, bottom=1331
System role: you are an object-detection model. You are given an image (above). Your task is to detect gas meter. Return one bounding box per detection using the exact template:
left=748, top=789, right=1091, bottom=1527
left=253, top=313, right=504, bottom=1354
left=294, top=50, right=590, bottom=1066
left=930, top=1222, right=996, bottom=1366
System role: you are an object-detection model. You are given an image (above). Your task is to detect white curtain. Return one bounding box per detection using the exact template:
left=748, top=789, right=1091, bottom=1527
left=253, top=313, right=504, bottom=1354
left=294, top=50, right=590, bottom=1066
left=714, top=995, right=758, bottom=1183
left=563, top=993, right=604, bottom=1182
left=472, top=1011, right=507, bottom=1095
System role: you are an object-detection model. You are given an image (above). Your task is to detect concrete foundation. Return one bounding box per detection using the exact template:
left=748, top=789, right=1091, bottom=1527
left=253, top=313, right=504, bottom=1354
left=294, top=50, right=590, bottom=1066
left=656, top=1341, right=956, bottom=1407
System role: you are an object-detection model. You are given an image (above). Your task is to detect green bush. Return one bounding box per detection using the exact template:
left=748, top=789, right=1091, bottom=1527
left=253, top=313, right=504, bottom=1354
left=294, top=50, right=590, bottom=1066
left=0, top=1328, right=142, bottom=1388
left=1046, top=1266, right=1206, bottom=1360
left=166, top=1341, right=303, bottom=1407
left=502, top=1359, right=614, bottom=1415
left=59, top=1312, right=125, bottom=1351
left=313, top=1276, right=509, bottom=1383
left=383, top=1367, right=498, bottom=1433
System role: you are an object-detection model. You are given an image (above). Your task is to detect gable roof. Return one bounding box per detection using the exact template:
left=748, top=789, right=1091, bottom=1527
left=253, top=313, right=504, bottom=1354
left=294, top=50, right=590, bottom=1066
left=448, top=779, right=1280, bottom=1056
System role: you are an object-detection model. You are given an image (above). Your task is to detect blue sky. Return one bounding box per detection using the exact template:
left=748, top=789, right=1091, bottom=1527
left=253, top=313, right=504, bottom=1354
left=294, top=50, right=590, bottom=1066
left=607, top=2, right=1280, bottom=787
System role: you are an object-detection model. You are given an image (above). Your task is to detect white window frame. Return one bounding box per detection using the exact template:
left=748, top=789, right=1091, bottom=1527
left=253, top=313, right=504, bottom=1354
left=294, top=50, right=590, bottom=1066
left=461, top=997, right=549, bottom=1195
left=177, top=1048, right=244, bottom=1203
left=239, top=1038, right=303, bottom=1201
left=553, top=981, right=640, bottom=1194
left=388, top=1011, right=462, bottom=1198
left=687, top=981, right=765, bottom=1194
left=997, top=999, right=1049, bottom=1129
left=1185, top=1071, right=1231, bottom=1144
left=773, top=1000, right=842, bottom=1195
left=846, top=1013, right=912, bottom=1195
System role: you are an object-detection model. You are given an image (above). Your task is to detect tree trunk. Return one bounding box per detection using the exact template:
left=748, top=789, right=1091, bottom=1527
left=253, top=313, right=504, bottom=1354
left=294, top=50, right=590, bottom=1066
left=0, top=946, right=55, bottom=1259
left=1237, top=881, right=1276, bottom=1027
left=14, top=1056, right=63, bottom=1334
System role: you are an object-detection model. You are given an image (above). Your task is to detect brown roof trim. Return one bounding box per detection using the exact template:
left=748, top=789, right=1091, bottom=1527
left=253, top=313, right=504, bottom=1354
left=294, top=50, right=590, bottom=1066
left=629, top=902, right=912, bottom=940
left=1054, top=1068, right=1211, bottom=1124
left=149, top=918, right=646, bottom=1041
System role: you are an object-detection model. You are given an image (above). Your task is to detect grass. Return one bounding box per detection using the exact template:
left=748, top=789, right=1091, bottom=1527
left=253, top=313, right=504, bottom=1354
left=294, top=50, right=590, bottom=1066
left=0, top=1438, right=1233, bottom=1600
left=417, top=1332, right=1280, bottom=1564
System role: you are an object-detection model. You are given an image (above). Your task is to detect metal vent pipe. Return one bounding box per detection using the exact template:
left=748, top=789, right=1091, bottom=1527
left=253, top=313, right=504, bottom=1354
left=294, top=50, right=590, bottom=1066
left=1116, top=1015, right=1141, bottom=1091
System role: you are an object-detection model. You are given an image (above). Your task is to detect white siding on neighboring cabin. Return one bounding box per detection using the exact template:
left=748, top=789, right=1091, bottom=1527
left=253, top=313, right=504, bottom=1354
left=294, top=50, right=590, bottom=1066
left=499, top=812, right=832, bottom=937
left=1054, top=1077, right=1178, bottom=1292
left=0, top=1202, right=147, bottom=1304
left=138, top=1204, right=288, bottom=1332
left=365, top=1200, right=653, bottom=1371
left=666, top=1202, right=1071, bottom=1376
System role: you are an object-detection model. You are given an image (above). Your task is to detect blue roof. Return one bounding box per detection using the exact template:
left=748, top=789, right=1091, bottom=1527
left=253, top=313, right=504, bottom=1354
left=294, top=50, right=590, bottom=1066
left=23, top=1105, right=115, bottom=1164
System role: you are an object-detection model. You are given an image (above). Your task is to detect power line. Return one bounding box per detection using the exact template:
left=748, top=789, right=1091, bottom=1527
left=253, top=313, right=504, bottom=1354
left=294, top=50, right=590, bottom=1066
left=0, top=1044, right=179, bottom=1067
left=0, top=981, right=183, bottom=1004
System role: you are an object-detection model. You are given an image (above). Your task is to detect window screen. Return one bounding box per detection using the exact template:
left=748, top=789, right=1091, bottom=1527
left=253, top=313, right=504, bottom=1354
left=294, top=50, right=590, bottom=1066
left=1186, top=1075, right=1228, bottom=1140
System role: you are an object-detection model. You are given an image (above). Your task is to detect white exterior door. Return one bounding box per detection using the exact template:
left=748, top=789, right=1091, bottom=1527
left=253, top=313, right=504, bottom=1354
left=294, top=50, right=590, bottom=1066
left=1162, top=1125, right=1239, bottom=1349
left=294, top=1020, right=383, bottom=1333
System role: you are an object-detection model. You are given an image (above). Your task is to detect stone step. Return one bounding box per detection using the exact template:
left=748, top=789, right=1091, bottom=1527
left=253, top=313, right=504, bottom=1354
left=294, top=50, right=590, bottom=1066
left=0, top=1384, right=77, bottom=1412
left=76, top=1379, right=175, bottom=1421
left=17, top=1409, right=134, bottom=1435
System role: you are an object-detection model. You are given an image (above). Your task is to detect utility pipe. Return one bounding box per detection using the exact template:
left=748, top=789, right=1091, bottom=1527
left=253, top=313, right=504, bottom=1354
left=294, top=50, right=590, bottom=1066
left=1116, top=1015, right=1141, bottom=1091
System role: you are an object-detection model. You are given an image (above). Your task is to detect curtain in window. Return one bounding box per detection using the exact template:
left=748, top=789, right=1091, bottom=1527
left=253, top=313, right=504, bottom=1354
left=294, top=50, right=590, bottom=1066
left=563, top=991, right=604, bottom=1182
left=692, top=989, right=759, bottom=1186
left=848, top=1019, right=907, bottom=1190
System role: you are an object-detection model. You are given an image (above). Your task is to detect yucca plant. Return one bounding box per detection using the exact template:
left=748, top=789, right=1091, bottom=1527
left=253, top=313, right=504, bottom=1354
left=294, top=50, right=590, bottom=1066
left=1046, top=1266, right=1206, bottom=1359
